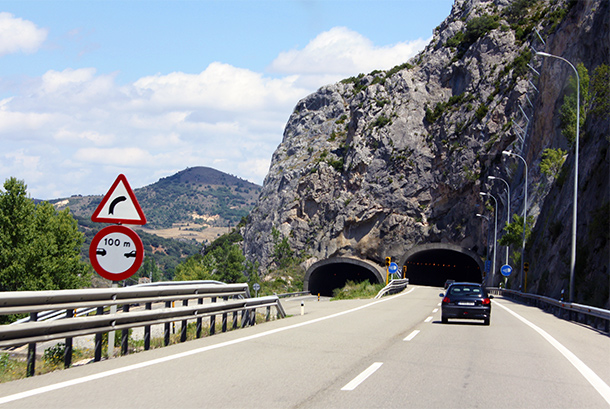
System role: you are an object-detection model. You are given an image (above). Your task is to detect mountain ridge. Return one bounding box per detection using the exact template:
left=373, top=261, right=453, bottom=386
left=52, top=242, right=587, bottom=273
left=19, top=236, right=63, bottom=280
left=52, top=166, right=262, bottom=233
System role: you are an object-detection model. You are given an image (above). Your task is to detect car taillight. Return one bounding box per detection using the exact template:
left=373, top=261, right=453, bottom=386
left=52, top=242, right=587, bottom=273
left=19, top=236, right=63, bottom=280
left=442, top=297, right=450, bottom=304
left=481, top=298, right=491, bottom=305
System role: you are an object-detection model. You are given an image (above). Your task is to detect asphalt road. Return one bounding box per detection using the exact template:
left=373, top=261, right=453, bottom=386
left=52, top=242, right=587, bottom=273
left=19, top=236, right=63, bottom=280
left=0, top=286, right=608, bottom=408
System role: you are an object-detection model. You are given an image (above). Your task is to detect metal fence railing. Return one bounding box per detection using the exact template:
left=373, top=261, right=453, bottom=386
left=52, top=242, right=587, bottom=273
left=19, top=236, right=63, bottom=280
left=375, top=279, right=409, bottom=299
left=0, top=282, right=286, bottom=377
left=488, top=287, right=609, bottom=333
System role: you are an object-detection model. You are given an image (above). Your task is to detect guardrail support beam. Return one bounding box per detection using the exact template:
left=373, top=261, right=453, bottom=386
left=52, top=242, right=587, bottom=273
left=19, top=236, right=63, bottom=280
left=180, top=299, right=188, bottom=342
left=164, top=301, right=171, bottom=346
left=144, top=302, right=151, bottom=350
left=196, top=298, right=203, bottom=339
left=64, top=309, right=74, bottom=368
left=222, top=296, right=228, bottom=333
left=121, top=304, right=130, bottom=355
left=210, top=297, right=217, bottom=336
left=94, top=307, right=104, bottom=362
left=26, top=312, right=38, bottom=377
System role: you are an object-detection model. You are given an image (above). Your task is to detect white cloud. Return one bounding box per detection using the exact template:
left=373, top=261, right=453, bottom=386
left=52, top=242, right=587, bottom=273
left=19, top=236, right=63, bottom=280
left=269, top=26, right=429, bottom=77
left=0, top=25, right=431, bottom=199
left=41, top=68, right=96, bottom=93
left=0, top=12, right=47, bottom=56
left=133, top=63, right=308, bottom=112
left=75, top=147, right=155, bottom=167
left=54, top=128, right=116, bottom=146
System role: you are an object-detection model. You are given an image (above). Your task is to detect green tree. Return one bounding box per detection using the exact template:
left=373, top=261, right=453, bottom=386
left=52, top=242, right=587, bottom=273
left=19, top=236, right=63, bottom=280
left=174, top=231, right=247, bottom=284
left=207, top=243, right=247, bottom=283
left=137, top=256, right=163, bottom=282
left=560, top=63, right=589, bottom=146
left=173, top=254, right=212, bottom=281
left=540, top=148, right=567, bottom=179
left=271, top=227, right=294, bottom=269
left=0, top=178, right=91, bottom=292
left=499, top=214, right=535, bottom=247
left=590, top=64, right=610, bottom=119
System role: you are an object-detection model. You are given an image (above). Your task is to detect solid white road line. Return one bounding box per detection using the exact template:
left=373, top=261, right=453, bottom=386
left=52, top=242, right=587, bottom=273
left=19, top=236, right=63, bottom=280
left=0, top=288, right=417, bottom=405
left=341, top=362, right=383, bottom=391
left=494, top=300, right=610, bottom=405
left=403, top=330, right=420, bottom=342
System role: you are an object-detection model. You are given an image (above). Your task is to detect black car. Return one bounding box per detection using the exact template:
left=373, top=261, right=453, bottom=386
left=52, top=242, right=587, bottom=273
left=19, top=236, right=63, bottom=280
left=440, top=282, right=492, bottom=325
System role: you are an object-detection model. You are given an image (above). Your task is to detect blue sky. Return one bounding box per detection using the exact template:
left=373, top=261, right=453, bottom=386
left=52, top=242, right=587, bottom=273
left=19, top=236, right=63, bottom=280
left=0, top=0, right=453, bottom=199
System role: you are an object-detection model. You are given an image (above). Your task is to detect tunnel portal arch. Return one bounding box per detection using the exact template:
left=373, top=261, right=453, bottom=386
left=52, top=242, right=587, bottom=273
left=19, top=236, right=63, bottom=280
left=400, top=244, right=484, bottom=287
left=304, top=257, right=384, bottom=297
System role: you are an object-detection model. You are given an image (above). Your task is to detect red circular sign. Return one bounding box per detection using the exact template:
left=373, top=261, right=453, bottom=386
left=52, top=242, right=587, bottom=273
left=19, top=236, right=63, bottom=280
left=89, top=225, right=144, bottom=281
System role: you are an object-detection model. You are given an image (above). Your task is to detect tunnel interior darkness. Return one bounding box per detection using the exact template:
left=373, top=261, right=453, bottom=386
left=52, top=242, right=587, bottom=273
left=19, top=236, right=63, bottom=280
left=405, top=249, right=482, bottom=287
left=308, top=263, right=380, bottom=297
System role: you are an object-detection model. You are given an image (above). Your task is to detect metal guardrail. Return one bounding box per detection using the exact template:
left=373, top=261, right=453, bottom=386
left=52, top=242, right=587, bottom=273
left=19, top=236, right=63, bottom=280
left=375, top=279, right=409, bottom=299
left=488, top=287, right=610, bottom=333
left=277, top=291, right=311, bottom=299
left=0, top=282, right=285, bottom=377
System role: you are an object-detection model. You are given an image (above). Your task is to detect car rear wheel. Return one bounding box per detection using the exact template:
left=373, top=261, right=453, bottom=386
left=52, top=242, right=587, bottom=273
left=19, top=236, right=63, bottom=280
left=442, top=315, right=448, bottom=324
left=483, top=317, right=490, bottom=326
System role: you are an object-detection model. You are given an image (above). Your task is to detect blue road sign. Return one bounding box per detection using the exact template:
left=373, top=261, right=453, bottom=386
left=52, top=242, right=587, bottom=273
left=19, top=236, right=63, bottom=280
left=388, top=262, right=399, bottom=274
left=485, top=260, right=492, bottom=273
left=501, top=264, right=513, bottom=277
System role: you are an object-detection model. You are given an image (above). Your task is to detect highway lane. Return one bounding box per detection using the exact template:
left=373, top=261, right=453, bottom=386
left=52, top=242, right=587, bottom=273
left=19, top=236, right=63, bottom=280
left=0, top=286, right=608, bottom=408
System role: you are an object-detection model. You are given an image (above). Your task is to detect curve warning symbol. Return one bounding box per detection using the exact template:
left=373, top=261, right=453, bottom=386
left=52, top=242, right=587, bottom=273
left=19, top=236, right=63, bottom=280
left=91, top=174, right=146, bottom=225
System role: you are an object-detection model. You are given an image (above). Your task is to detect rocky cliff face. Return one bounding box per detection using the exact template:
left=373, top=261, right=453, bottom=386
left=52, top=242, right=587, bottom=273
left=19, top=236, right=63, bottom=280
left=243, top=0, right=609, bottom=307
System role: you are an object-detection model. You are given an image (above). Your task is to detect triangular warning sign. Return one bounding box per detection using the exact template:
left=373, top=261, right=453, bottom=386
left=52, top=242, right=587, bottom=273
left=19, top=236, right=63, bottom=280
left=91, top=174, right=147, bottom=225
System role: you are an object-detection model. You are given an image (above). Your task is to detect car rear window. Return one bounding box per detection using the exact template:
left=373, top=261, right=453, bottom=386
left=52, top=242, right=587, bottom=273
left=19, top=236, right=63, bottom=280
left=449, top=285, right=482, bottom=295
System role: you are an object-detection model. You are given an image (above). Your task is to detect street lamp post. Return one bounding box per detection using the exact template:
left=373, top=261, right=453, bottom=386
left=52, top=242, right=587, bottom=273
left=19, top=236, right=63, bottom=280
left=488, top=175, right=511, bottom=266
left=502, top=151, right=528, bottom=291
left=480, top=193, right=498, bottom=287
left=476, top=213, right=491, bottom=284
left=535, top=50, right=580, bottom=303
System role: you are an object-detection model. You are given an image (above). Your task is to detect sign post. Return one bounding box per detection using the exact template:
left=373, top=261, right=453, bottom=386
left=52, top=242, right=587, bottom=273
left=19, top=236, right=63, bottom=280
left=89, top=174, right=146, bottom=358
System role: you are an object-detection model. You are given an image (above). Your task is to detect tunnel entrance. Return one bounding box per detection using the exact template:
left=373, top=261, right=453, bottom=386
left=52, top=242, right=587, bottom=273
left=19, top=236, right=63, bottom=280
left=402, top=244, right=483, bottom=287
left=304, top=257, right=384, bottom=297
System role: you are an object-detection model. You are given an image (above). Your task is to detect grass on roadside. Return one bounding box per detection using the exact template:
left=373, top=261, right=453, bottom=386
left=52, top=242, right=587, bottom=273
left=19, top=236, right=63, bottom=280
left=331, top=280, right=384, bottom=300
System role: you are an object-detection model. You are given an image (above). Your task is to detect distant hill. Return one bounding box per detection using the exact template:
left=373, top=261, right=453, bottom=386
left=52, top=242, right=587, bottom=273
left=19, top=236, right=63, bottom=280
left=53, top=167, right=262, bottom=230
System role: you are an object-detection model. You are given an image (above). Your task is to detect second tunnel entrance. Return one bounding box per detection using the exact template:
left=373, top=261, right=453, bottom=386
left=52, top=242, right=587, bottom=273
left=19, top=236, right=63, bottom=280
left=402, top=244, right=483, bottom=287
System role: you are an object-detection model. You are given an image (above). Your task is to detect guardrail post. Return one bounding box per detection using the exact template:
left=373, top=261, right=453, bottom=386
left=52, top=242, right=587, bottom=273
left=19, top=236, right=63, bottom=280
left=94, top=307, right=104, bottom=362
left=26, top=312, right=38, bottom=377
left=64, top=308, right=74, bottom=368
left=210, top=297, right=217, bottom=335
left=232, top=310, right=238, bottom=330
left=121, top=304, right=130, bottom=355
left=266, top=306, right=271, bottom=322
left=250, top=308, right=256, bottom=326
left=196, top=298, right=203, bottom=338
left=241, top=309, right=248, bottom=328
left=164, top=301, right=171, bottom=346
left=144, top=302, right=151, bottom=350
left=222, top=296, right=228, bottom=332
left=181, top=299, right=188, bottom=342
